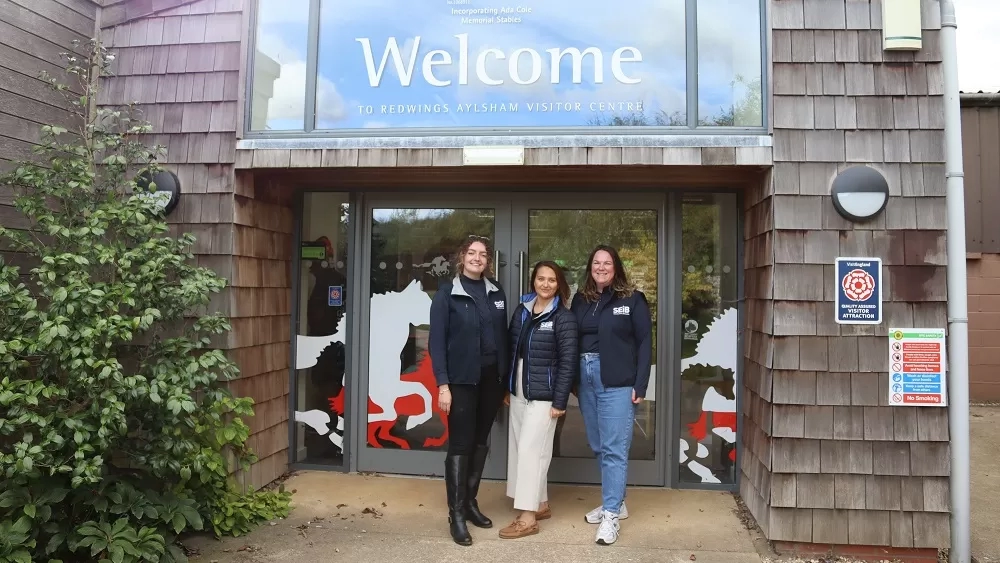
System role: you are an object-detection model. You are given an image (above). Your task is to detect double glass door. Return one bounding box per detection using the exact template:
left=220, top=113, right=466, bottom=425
left=355, top=194, right=668, bottom=486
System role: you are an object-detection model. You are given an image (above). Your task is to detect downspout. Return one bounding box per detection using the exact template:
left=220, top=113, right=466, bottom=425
left=939, top=0, right=970, bottom=562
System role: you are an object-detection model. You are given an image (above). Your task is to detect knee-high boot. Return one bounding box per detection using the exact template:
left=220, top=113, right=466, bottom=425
left=445, top=454, right=473, bottom=545
left=465, top=445, right=492, bottom=528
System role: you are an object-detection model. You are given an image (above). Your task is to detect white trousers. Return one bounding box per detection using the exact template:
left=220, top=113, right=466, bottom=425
left=506, top=360, right=558, bottom=512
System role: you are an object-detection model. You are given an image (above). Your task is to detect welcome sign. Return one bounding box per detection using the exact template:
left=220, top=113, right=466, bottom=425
left=308, top=0, right=695, bottom=129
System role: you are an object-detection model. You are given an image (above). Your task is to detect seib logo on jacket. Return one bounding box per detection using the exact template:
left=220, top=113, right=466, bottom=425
left=494, top=300, right=505, bottom=309
left=613, top=305, right=631, bottom=316
left=538, top=321, right=554, bottom=331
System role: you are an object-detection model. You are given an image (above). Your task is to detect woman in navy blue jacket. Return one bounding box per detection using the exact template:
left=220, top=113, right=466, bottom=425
left=428, top=235, right=510, bottom=546
left=569, top=244, right=652, bottom=546
left=499, top=261, right=578, bottom=540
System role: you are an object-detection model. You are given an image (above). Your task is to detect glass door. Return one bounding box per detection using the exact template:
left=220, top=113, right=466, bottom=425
left=354, top=196, right=514, bottom=479
left=510, top=195, right=668, bottom=486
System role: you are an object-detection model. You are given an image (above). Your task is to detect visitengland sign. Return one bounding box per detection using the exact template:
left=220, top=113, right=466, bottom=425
left=834, top=257, right=882, bottom=325
left=303, top=0, right=707, bottom=129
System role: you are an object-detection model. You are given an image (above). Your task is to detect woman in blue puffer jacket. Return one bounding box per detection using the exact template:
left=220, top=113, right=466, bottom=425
left=498, top=261, right=578, bottom=540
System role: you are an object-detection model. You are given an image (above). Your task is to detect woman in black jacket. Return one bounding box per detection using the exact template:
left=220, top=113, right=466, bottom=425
left=570, top=245, right=652, bottom=546
left=499, top=261, right=578, bottom=540
left=428, top=235, right=510, bottom=546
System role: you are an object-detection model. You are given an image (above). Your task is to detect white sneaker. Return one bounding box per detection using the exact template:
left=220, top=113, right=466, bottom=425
left=585, top=502, right=628, bottom=524
left=595, top=511, right=620, bottom=545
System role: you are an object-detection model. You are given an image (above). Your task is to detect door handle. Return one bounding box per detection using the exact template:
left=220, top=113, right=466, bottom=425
left=495, top=250, right=507, bottom=269
left=517, top=250, right=525, bottom=297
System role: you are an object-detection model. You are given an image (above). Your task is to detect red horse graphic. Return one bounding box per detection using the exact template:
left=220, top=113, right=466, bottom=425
left=328, top=354, right=449, bottom=449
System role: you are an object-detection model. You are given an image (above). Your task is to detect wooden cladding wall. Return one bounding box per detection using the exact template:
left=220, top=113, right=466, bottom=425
left=760, top=0, right=951, bottom=549
left=0, top=0, right=99, bottom=271
left=961, top=105, right=1000, bottom=254
left=98, top=0, right=291, bottom=489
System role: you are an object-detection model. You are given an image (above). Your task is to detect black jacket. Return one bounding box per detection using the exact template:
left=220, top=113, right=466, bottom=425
left=506, top=294, right=578, bottom=410
left=570, top=288, right=653, bottom=397
left=429, top=276, right=510, bottom=386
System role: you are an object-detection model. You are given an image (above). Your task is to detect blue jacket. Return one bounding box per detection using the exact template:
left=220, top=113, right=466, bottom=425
left=570, top=289, right=653, bottom=397
left=429, top=276, right=510, bottom=386
left=506, top=294, right=579, bottom=410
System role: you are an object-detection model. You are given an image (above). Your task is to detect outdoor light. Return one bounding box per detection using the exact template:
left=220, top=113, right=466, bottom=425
left=135, top=169, right=181, bottom=217
left=830, top=165, right=890, bottom=223
left=462, top=145, right=525, bottom=166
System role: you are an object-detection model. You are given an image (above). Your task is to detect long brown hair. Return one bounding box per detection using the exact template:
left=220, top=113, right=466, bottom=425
left=579, top=244, right=634, bottom=302
left=452, top=234, right=495, bottom=279
left=531, top=260, right=571, bottom=306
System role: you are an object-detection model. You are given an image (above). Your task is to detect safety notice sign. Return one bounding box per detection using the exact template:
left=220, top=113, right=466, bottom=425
left=887, top=328, right=947, bottom=407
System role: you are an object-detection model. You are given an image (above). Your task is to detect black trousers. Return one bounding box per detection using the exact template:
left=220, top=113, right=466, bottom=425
left=447, top=364, right=504, bottom=455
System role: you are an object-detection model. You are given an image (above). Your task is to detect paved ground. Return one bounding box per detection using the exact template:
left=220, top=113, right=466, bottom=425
left=971, top=405, right=1000, bottom=563
left=184, top=404, right=1000, bottom=563
left=186, top=471, right=761, bottom=563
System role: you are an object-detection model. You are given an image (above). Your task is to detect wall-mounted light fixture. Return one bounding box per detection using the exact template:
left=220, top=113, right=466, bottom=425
left=462, top=145, right=524, bottom=166
left=135, top=169, right=181, bottom=217
left=882, top=0, right=923, bottom=50
left=830, top=165, right=890, bottom=223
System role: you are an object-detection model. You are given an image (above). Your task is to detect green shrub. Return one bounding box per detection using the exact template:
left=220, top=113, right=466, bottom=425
left=0, top=39, right=290, bottom=563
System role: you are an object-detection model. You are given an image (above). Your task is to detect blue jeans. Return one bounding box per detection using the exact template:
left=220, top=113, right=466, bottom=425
left=578, top=353, right=635, bottom=514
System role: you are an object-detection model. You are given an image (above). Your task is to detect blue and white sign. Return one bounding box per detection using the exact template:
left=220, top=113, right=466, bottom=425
left=835, top=257, right=882, bottom=325
left=328, top=285, right=343, bottom=307
left=887, top=328, right=947, bottom=407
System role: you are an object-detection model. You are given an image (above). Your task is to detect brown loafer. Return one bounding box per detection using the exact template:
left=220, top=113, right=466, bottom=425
left=499, top=519, right=539, bottom=539
left=536, top=506, right=552, bottom=520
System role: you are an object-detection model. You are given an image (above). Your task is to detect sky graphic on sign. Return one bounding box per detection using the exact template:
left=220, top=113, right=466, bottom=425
left=252, top=0, right=764, bottom=130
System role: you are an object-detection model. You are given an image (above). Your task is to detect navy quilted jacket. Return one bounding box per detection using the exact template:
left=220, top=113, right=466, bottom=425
left=506, top=294, right=579, bottom=410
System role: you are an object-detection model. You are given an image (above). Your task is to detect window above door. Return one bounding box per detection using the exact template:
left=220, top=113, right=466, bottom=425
left=245, top=0, right=767, bottom=136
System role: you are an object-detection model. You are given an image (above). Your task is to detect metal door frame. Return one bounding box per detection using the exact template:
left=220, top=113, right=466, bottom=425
left=352, top=193, right=516, bottom=479
left=509, top=194, right=671, bottom=487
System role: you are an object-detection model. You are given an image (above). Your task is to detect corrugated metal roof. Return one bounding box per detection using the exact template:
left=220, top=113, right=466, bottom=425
left=961, top=91, right=1000, bottom=107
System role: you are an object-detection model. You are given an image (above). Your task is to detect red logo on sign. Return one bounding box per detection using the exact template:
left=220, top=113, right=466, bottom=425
left=904, top=393, right=942, bottom=404
left=842, top=268, right=875, bottom=301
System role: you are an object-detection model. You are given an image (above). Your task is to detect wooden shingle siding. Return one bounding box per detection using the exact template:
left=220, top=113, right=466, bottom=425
left=99, top=0, right=290, bottom=489
left=0, top=0, right=98, bottom=280
left=751, top=0, right=951, bottom=547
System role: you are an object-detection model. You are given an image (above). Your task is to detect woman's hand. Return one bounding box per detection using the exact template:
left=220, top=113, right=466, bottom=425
left=632, top=389, right=644, bottom=404
left=503, top=392, right=511, bottom=406
left=438, top=385, right=452, bottom=414
left=550, top=407, right=566, bottom=418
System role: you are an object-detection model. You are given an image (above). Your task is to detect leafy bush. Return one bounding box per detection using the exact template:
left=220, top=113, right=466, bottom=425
left=0, top=40, right=290, bottom=562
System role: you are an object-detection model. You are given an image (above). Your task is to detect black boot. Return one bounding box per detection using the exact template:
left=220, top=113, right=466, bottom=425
left=465, top=445, right=492, bottom=528
left=445, top=454, right=473, bottom=546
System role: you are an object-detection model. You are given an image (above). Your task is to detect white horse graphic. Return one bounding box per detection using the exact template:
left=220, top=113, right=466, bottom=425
left=679, top=307, right=739, bottom=483
left=680, top=307, right=738, bottom=374
left=412, top=255, right=451, bottom=277
left=368, top=279, right=434, bottom=430
left=293, top=316, right=348, bottom=449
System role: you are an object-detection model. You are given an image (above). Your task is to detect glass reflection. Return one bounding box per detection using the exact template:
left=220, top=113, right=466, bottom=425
left=366, top=208, right=494, bottom=450
left=314, top=0, right=687, bottom=129
left=526, top=209, right=658, bottom=461
left=678, top=194, right=739, bottom=484
left=250, top=0, right=310, bottom=130
left=697, top=0, right=763, bottom=126
left=293, top=193, right=351, bottom=466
